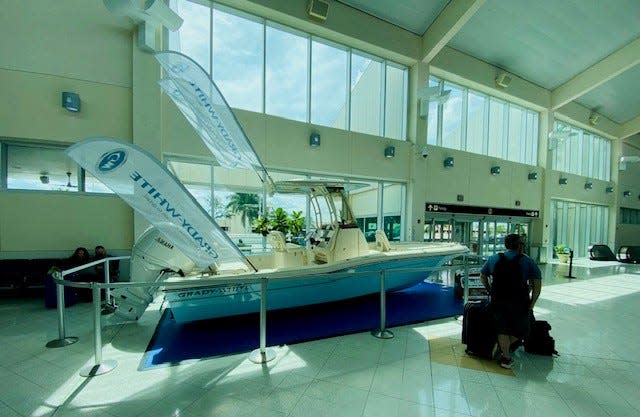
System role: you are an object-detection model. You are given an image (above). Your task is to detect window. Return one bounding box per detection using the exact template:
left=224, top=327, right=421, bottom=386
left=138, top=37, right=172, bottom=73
left=84, top=171, right=113, bottom=193
left=265, top=24, right=308, bottom=122
left=551, top=200, right=609, bottom=259
left=167, top=159, right=214, bottom=215
left=169, top=0, right=210, bottom=71
left=426, top=78, right=440, bottom=146
left=384, top=64, right=408, bottom=140
left=350, top=52, right=383, bottom=136
left=171, top=1, right=408, bottom=140
left=428, top=76, right=539, bottom=166
left=488, top=98, right=506, bottom=159
left=1, top=142, right=113, bottom=194
left=441, top=82, right=464, bottom=150
left=311, top=39, right=348, bottom=129
left=621, top=208, right=640, bottom=225
left=551, top=121, right=611, bottom=181
left=466, top=91, right=486, bottom=155
left=164, top=158, right=408, bottom=249
left=6, top=145, right=77, bottom=191
left=212, top=6, right=263, bottom=112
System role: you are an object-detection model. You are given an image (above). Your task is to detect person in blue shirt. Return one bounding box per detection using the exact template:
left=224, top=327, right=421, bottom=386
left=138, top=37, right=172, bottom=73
left=480, top=233, right=542, bottom=369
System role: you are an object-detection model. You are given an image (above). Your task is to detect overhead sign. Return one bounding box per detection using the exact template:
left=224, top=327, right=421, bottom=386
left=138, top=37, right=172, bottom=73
left=425, top=202, right=539, bottom=218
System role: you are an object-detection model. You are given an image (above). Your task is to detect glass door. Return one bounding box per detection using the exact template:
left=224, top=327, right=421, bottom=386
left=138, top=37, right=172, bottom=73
left=424, top=219, right=453, bottom=242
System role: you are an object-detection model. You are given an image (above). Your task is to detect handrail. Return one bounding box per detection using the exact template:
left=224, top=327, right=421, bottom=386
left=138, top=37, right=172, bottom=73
left=59, top=256, right=130, bottom=278
left=47, top=254, right=470, bottom=376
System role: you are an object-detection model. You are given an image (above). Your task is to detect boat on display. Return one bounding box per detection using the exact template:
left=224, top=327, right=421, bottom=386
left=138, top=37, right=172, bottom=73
left=66, top=51, right=468, bottom=323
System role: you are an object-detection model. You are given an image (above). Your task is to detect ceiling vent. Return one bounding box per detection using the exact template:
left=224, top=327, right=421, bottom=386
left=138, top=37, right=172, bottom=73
left=307, top=0, right=329, bottom=21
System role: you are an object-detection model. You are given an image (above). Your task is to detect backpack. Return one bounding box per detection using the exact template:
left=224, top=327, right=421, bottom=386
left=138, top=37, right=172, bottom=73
left=525, top=317, right=558, bottom=356
left=490, top=253, right=528, bottom=304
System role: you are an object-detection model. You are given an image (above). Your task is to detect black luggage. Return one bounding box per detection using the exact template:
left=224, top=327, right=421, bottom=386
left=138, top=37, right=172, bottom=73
left=462, top=301, right=497, bottom=359
left=524, top=314, right=558, bottom=356
left=44, top=273, right=78, bottom=308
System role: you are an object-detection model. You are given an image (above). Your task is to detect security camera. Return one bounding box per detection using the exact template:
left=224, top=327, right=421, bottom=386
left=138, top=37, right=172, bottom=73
left=420, top=147, right=429, bottom=159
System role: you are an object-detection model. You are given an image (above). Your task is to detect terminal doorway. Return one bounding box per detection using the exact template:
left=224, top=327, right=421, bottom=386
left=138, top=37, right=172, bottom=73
left=424, top=215, right=531, bottom=257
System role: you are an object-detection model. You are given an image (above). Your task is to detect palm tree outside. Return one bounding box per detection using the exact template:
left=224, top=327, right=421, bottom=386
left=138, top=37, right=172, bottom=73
left=225, top=193, right=260, bottom=231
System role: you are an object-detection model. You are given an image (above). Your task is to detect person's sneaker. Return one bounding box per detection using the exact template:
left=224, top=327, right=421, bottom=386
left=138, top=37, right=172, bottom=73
left=499, top=357, right=514, bottom=369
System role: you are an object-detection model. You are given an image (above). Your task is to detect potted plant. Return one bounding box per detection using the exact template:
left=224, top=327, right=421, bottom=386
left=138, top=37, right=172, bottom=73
left=251, top=208, right=306, bottom=242
left=555, top=244, right=570, bottom=263
left=252, top=215, right=271, bottom=236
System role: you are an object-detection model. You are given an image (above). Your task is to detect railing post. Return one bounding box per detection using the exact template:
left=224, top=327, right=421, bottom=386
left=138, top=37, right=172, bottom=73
left=463, top=254, right=470, bottom=305
left=80, top=283, right=117, bottom=377
left=46, top=272, right=79, bottom=348
left=371, top=270, right=394, bottom=339
left=565, top=250, right=577, bottom=279
left=249, top=277, right=276, bottom=363
left=104, top=260, right=111, bottom=303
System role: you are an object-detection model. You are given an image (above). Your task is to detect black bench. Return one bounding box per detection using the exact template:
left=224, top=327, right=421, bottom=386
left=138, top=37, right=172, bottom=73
left=617, top=246, right=640, bottom=264
left=588, top=244, right=617, bottom=261
left=0, top=258, right=66, bottom=294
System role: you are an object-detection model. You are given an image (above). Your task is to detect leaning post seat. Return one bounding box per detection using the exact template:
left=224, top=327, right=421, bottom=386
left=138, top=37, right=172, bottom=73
left=266, top=231, right=308, bottom=268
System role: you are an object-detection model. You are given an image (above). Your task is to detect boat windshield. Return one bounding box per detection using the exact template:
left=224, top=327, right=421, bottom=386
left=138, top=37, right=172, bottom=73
left=310, top=189, right=357, bottom=229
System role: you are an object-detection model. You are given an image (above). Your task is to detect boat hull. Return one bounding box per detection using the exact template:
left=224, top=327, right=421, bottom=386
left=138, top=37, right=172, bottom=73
left=164, top=253, right=459, bottom=323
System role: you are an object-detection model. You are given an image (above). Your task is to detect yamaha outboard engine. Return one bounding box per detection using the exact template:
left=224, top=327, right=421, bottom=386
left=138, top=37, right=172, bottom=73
left=113, top=227, right=195, bottom=320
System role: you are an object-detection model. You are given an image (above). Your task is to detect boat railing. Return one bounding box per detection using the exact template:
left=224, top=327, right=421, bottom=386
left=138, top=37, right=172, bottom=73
left=45, top=253, right=474, bottom=377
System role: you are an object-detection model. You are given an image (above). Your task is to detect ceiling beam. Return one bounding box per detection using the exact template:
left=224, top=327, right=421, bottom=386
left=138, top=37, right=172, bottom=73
left=421, top=0, right=485, bottom=63
left=551, top=36, right=640, bottom=110
left=620, top=113, right=640, bottom=139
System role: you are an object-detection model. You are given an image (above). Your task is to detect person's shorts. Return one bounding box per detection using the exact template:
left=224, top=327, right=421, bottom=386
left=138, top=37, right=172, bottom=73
left=492, top=303, right=530, bottom=339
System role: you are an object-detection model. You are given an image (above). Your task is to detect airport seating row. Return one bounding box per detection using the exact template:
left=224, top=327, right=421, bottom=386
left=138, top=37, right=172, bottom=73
left=0, top=258, right=64, bottom=293
left=588, top=244, right=640, bottom=263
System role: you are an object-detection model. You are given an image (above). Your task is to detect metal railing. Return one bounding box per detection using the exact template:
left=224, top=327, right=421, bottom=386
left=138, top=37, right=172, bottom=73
left=45, top=254, right=472, bottom=376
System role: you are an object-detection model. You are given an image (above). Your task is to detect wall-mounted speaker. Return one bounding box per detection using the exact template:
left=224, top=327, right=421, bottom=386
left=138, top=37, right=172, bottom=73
left=307, top=0, right=329, bottom=21
left=495, top=72, right=512, bottom=88
left=62, top=92, right=80, bottom=112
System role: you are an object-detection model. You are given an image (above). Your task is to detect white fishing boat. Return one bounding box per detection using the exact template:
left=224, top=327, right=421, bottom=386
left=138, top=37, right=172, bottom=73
left=66, top=51, right=468, bottom=323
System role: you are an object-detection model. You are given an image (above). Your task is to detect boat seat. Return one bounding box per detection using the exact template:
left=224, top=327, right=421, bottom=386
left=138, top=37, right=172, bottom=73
left=375, top=230, right=392, bottom=252
left=268, top=231, right=308, bottom=267
left=267, top=231, right=288, bottom=252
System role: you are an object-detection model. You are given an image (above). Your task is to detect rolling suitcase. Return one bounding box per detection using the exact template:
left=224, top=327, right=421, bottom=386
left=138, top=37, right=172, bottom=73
left=462, top=301, right=497, bottom=359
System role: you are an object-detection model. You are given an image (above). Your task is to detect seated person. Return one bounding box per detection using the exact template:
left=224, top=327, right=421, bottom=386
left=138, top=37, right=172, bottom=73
left=93, top=245, right=120, bottom=282
left=65, top=247, right=94, bottom=301
left=66, top=247, right=90, bottom=269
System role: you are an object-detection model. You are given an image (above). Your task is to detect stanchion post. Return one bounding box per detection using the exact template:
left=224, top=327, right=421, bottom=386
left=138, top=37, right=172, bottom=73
left=79, top=283, right=117, bottom=377
left=249, top=277, right=276, bottom=364
left=462, top=254, right=470, bottom=305
left=104, top=260, right=111, bottom=303
left=565, top=250, right=576, bottom=279
left=46, top=272, right=79, bottom=348
left=371, top=270, right=394, bottom=339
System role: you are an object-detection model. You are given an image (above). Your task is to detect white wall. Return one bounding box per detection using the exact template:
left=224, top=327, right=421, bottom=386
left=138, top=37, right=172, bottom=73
left=0, top=0, right=134, bottom=256
left=0, top=0, right=633, bottom=259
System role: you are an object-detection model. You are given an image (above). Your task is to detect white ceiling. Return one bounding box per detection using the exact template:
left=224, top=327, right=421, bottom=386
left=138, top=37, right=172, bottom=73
left=337, top=0, right=640, bottom=137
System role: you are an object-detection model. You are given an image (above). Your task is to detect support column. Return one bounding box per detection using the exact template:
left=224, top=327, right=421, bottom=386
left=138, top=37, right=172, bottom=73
left=536, top=110, right=555, bottom=262
left=406, top=61, right=430, bottom=241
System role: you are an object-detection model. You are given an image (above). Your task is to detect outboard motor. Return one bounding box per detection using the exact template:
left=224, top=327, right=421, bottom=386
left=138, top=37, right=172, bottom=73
left=113, top=227, right=195, bottom=320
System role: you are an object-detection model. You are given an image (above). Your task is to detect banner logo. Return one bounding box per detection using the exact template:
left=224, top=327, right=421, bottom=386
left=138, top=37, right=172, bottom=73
left=97, top=150, right=127, bottom=172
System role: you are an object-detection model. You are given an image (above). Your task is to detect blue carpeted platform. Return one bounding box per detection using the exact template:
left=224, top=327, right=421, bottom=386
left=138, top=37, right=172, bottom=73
left=141, top=281, right=463, bottom=369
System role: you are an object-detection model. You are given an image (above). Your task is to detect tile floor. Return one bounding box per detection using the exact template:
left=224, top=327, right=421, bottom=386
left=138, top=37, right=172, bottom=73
left=1, top=261, right=639, bottom=417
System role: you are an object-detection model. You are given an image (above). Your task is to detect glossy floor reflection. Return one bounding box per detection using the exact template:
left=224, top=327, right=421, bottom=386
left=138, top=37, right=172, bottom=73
left=0, top=261, right=639, bottom=417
